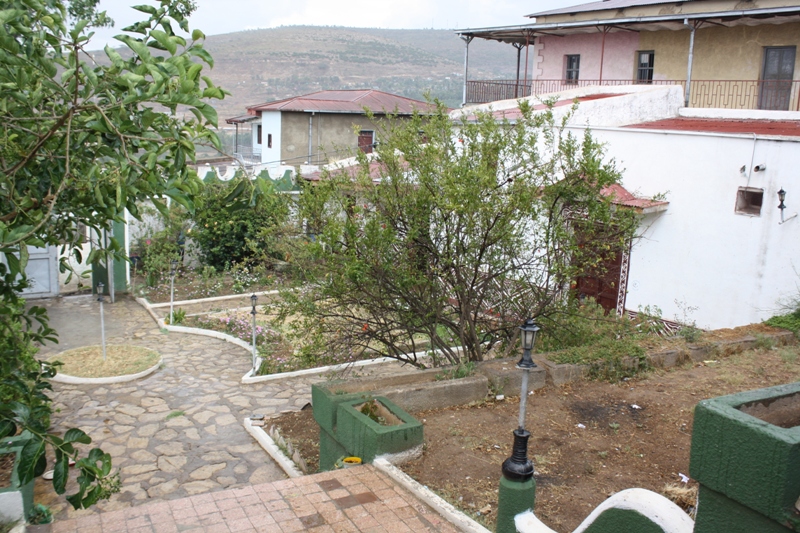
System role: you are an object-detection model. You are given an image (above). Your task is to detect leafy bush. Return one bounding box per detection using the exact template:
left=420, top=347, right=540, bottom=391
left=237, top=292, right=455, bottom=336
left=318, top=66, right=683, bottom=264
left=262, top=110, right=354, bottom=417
left=191, top=173, right=289, bottom=270
left=550, top=337, right=649, bottom=381
left=765, top=311, right=800, bottom=335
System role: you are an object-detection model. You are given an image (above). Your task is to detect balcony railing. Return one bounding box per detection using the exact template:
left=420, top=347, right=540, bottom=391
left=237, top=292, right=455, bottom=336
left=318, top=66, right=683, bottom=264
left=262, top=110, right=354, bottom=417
left=466, top=79, right=800, bottom=111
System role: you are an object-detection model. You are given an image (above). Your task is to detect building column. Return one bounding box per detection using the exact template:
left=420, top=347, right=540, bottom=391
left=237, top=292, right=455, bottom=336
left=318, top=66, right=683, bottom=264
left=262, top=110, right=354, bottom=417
left=461, top=34, right=473, bottom=107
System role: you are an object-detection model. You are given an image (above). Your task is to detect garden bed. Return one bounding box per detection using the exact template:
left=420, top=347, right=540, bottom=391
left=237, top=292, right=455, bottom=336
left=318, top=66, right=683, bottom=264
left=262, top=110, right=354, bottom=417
left=271, top=340, right=800, bottom=531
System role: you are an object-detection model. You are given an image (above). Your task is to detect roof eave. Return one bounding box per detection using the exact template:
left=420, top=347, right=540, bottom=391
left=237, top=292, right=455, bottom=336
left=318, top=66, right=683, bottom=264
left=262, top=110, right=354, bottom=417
left=455, top=5, right=800, bottom=37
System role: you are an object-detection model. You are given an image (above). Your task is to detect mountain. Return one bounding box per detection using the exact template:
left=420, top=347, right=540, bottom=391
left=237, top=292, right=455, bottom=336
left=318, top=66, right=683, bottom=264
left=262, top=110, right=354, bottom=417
left=196, top=26, right=520, bottom=123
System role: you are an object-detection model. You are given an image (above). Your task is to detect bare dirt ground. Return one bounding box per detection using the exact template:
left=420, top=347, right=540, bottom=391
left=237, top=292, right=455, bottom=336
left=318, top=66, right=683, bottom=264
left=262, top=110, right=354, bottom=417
left=273, top=339, right=800, bottom=532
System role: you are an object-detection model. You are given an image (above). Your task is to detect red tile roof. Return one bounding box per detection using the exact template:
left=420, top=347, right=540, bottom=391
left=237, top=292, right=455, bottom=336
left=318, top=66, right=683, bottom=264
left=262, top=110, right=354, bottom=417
left=601, top=183, right=669, bottom=213
left=626, top=118, right=800, bottom=137
left=246, top=90, right=437, bottom=116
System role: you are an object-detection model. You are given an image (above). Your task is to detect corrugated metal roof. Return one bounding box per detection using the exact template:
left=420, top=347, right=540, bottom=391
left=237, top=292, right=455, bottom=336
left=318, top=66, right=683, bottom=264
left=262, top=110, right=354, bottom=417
left=626, top=117, right=800, bottom=137
left=225, top=114, right=260, bottom=124
left=527, top=0, right=691, bottom=18
left=601, top=183, right=669, bottom=213
left=247, top=90, right=437, bottom=115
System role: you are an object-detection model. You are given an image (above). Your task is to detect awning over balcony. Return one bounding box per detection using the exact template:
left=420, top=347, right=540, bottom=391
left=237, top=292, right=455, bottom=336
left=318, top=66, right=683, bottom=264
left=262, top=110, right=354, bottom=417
left=455, top=4, right=800, bottom=43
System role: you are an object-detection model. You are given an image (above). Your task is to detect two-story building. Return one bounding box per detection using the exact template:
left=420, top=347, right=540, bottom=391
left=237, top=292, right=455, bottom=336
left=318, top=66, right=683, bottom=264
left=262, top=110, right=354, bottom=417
left=457, top=0, right=800, bottom=110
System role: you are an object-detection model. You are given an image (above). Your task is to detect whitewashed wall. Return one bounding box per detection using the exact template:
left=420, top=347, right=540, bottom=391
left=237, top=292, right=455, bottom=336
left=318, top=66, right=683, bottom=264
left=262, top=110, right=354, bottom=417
left=260, top=111, right=282, bottom=167
left=567, top=125, right=800, bottom=329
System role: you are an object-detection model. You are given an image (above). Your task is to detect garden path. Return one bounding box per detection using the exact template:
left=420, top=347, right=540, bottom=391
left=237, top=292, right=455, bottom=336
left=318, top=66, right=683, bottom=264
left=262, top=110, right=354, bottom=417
left=32, top=294, right=415, bottom=522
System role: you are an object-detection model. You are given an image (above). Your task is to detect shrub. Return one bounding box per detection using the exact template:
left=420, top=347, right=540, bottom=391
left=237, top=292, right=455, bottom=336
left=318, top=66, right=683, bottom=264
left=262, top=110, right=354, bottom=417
left=550, top=337, right=649, bottom=382
left=191, top=173, right=289, bottom=270
left=765, top=311, right=800, bottom=335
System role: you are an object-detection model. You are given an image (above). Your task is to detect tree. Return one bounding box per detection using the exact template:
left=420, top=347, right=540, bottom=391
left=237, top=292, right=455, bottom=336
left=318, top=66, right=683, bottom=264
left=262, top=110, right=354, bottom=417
left=192, top=172, right=290, bottom=270
left=0, top=0, right=223, bottom=509
left=279, top=101, right=638, bottom=367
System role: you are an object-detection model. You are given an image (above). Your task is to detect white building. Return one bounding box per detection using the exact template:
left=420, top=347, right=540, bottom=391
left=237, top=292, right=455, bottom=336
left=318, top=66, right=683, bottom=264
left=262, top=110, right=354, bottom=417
left=456, top=85, right=800, bottom=329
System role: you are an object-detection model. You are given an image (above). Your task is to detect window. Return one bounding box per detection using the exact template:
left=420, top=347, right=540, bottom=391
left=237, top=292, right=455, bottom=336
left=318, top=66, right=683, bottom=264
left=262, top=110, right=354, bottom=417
left=565, top=55, right=580, bottom=84
left=267, top=133, right=273, bottom=149
left=636, top=51, right=655, bottom=84
left=358, top=130, right=375, bottom=154
left=735, top=187, right=763, bottom=216
left=257, top=125, right=262, bottom=145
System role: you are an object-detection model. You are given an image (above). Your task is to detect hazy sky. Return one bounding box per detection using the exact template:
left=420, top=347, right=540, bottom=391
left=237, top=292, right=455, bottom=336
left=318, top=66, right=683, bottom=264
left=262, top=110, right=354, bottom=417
left=89, top=0, right=583, bottom=47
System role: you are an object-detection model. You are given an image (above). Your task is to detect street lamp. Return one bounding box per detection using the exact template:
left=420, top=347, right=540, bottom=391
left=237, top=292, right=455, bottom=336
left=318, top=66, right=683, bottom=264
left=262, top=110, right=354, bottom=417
left=502, top=319, right=540, bottom=482
left=250, top=294, right=258, bottom=373
left=169, top=259, right=178, bottom=324
left=778, top=188, right=787, bottom=223
left=97, top=282, right=107, bottom=361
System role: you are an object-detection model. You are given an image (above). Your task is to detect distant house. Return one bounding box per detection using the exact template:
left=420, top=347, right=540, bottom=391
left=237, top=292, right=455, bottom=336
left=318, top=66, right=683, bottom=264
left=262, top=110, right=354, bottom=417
left=226, top=90, right=436, bottom=171
left=455, top=84, right=800, bottom=329
left=456, top=0, right=800, bottom=110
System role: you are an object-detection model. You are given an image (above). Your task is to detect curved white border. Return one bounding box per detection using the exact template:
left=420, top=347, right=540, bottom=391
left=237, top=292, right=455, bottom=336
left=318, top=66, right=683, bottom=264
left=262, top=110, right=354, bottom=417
left=515, top=488, right=694, bottom=533
left=243, top=418, right=304, bottom=478
left=374, top=458, right=492, bottom=533
left=51, top=357, right=162, bottom=385
left=146, top=290, right=280, bottom=309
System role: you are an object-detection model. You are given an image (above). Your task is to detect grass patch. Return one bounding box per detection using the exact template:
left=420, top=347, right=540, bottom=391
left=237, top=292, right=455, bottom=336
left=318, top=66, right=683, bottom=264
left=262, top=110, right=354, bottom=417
left=49, top=345, right=159, bottom=378
left=166, top=410, right=185, bottom=420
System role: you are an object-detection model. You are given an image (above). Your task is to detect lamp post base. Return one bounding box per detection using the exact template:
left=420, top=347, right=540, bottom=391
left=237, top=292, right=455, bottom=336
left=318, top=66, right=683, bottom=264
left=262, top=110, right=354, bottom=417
left=496, top=475, right=536, bottom=533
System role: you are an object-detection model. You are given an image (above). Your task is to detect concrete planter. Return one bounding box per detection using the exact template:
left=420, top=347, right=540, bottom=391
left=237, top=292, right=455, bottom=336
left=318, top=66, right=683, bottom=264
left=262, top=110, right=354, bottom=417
left=691, top=382, right=800, bottom=532
left=313, top=385, right=423, bottom=471
left=0, top=434, right=35, bottom=525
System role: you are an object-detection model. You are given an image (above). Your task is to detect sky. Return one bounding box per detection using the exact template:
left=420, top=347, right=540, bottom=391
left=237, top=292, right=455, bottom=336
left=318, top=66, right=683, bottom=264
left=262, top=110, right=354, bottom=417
left=89, top=0, right=584, bottom=47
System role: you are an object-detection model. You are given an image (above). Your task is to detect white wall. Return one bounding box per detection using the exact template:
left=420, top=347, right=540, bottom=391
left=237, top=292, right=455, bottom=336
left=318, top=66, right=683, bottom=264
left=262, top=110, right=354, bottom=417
left=568, top=125, right=800, bottom=329
left=260, top=111, right=282, bottom=168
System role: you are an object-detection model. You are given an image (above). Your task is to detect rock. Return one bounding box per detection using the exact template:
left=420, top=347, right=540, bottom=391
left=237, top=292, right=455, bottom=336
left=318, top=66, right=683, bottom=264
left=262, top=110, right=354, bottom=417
left=130, top=450, right=157, bottom=462
left=147, top=479, right=179, bottom=498
left=137, top=424, right=160, bottom=437
left=181, top=480, right=219, bottom=495
left=189, top=463, right=226, bottom=480
left=157, top=455, right=187, bottom=473
left=215, top=414, right=237, bottom=426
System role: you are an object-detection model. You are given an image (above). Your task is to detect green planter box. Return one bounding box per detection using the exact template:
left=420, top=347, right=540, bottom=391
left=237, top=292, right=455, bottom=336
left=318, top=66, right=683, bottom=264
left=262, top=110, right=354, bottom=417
left=313, top=383, right=423, bottom=471
left=335, top=396, right=423, bottom=464
left=0, top=433, right=35, bottom=523
left=690, top=382, right=800, bottom=532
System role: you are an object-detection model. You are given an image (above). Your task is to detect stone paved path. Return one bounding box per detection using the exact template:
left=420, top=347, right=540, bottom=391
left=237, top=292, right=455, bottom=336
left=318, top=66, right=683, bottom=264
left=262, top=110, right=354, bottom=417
left=33, top=294, right=415, bottom=522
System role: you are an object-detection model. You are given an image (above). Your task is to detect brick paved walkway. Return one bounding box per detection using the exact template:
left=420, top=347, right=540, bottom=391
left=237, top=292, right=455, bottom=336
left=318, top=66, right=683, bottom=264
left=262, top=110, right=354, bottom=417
left=50, top=465, right=460, bottom=533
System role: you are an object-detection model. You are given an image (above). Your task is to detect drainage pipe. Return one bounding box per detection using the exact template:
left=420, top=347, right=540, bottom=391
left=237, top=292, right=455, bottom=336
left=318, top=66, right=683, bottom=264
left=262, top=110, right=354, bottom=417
left=683, top=19, right=696, bottom=107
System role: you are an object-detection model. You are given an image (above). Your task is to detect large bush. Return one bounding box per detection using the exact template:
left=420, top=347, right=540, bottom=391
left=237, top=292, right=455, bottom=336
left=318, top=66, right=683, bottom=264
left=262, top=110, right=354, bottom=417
left=192, top=173, right=289, bottom=270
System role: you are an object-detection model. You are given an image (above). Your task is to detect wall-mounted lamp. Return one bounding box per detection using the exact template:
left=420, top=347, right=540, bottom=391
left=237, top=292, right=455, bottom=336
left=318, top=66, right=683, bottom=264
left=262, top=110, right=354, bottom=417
left=754, top=164, right=767, bottom=172
left=778, top=188, right=787, bottom=223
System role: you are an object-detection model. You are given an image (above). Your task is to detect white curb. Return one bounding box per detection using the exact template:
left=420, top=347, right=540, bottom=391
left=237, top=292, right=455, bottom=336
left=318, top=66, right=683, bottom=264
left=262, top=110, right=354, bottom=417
left=243, top=418, right=304, bottom=479
left=373, top=458, right=492, bottom=533
left=51, top=357, right=162, bottom=385
left=147, top=290, right=280, bottom=308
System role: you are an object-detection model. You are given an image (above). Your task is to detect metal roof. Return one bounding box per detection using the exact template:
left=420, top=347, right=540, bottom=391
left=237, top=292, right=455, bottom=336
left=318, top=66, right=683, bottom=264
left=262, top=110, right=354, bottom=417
left=225, top=114, right=260, bottom=124
left=527, top=0, right=693, bottom=18
left=601, top=183, right=669, bottom=214
left=626, top=117, right=800, bottom=137
left=456, top=4, right=800, bottom=43
left=245, top=90, right=437, bottom=116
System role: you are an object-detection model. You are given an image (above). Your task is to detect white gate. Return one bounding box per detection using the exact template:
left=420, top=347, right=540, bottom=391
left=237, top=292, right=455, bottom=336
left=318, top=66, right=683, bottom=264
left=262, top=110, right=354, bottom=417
left=21, top=245, right=59, bottom=298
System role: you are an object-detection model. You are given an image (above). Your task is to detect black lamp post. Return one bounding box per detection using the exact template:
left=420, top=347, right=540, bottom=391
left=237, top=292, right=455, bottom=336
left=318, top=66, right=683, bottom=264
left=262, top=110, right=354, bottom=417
left=501, top=319, right=540, bottom=482
left=778, top=188, right=787, bottom=223
left=97, top=282, right=107, bottom=361
left=250, top=294, right=258, bottom=373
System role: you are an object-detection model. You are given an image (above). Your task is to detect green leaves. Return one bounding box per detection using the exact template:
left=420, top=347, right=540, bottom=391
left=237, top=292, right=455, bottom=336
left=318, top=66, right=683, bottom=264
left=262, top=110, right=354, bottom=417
left=0, top=0, right=223, bottom=511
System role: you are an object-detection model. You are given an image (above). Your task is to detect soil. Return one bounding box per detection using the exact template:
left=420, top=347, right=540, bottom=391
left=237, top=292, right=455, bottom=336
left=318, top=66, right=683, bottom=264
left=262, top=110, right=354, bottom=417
left=272, top=341, right=800, bottom=532
left=48, top=345, right=160, bottom=378
left=0, top=453, right=14, bottom=487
